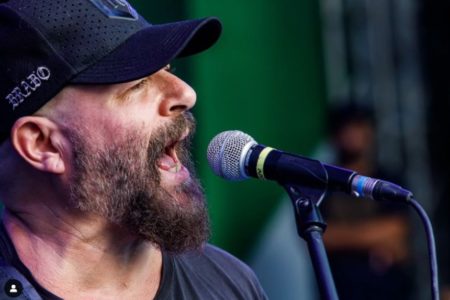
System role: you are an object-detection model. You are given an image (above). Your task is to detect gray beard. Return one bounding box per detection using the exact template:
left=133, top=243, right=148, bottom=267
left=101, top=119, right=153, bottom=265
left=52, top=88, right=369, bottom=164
left=65, top=114, right=209, bottom=253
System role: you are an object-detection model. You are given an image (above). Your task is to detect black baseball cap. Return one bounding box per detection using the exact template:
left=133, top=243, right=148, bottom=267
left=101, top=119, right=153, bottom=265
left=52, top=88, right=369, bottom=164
left=0, top=0, right=222, bottom=142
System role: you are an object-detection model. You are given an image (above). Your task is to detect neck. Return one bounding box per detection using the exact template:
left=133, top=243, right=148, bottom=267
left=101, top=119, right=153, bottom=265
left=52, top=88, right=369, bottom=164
left=2, top=206, right=162, bottom=299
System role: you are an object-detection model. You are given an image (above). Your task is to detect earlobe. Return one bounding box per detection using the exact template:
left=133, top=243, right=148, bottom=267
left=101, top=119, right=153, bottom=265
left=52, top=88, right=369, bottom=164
left=11, top=116, right=66, bottom=174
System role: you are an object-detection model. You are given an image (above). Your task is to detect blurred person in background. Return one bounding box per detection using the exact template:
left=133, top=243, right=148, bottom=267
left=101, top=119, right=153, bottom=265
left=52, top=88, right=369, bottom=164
left=322, top=103, right=414, bottom=300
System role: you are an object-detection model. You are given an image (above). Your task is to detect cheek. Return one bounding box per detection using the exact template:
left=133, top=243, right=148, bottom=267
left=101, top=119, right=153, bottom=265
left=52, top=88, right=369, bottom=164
left=125, top=102, right=159, bottom=122
left=68, top=110, right=126, bottom=146
left=118, top=109, right=162, bottom=137
left=69, top=100, right=162, bottom=147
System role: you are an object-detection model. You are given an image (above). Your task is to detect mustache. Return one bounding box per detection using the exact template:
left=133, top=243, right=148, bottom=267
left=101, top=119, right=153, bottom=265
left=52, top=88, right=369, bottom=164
left=147, top=112, right=196, bottom=164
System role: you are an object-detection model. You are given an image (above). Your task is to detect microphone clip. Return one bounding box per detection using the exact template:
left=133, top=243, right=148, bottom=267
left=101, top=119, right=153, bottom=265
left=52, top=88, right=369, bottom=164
left=282, top=182, right=339, bottom=299
left=282, top=183, right=328, bottom=238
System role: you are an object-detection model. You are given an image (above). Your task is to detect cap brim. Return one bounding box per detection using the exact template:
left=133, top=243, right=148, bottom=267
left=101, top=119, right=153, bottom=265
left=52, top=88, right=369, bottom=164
left=71, top=17, right=222, bottom=84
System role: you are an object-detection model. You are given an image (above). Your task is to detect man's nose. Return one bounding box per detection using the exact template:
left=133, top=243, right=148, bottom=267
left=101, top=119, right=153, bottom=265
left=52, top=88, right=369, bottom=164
left=158, top=73, right=197, bottom=117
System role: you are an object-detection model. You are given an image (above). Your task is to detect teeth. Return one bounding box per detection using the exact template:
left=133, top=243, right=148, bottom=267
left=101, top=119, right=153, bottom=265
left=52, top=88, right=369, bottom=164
left=158, top=142, right=184, bottom=173
left=168, top=162, right=181, bottom=173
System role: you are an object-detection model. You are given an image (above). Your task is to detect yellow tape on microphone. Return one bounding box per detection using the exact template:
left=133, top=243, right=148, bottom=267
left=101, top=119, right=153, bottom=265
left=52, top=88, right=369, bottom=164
left=256, top=147, right=274, bottom=179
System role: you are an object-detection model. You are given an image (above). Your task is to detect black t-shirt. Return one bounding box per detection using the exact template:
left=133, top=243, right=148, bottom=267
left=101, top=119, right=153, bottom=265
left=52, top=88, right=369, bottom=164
left=156, top=245, right=267, bottom=300
left=0, top=223, right=267, bottom=299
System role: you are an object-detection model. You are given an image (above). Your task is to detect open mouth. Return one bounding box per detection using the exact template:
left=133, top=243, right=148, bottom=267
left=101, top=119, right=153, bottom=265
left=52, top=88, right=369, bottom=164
left=157, top=129, right=190, bottom=174
left=158, top=141, right=182, bottom=173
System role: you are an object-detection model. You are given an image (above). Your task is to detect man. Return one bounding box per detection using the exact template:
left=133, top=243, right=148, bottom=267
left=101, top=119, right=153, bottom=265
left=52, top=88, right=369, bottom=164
left=0, top=0, right=267, bottom=299
left=322, top=104, right=413, bottom=300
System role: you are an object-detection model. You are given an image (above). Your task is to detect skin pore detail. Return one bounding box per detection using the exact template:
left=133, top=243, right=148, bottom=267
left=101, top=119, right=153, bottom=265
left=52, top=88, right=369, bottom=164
left=0, top=4, right=269, bottom=299
left=1, top=67, right=208, bottom=299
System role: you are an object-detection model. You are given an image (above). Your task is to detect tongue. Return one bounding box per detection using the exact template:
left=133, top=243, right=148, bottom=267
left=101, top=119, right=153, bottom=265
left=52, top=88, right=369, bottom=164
left=158, top=154, right=181, bottom=172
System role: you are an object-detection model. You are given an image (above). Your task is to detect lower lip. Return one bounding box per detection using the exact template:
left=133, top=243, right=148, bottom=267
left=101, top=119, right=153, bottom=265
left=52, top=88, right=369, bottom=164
left=159, top=165, right=191, bottom=185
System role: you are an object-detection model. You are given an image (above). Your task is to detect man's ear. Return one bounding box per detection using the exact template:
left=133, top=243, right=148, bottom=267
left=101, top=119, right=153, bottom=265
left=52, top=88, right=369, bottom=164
left=10, top=116, right=67, bottom=174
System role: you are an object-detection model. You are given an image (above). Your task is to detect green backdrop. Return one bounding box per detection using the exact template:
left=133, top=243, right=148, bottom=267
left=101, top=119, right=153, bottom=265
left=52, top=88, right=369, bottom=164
left=130, top=0, right=326, bottom=259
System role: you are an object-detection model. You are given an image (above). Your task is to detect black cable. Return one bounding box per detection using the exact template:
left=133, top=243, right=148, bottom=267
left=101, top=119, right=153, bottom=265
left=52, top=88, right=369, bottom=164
left=408, top=198, right=439, bottom=300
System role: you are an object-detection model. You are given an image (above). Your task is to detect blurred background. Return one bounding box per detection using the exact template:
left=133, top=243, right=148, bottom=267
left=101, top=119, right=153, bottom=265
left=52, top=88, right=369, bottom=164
left=130, top=1, right=449, bottom=299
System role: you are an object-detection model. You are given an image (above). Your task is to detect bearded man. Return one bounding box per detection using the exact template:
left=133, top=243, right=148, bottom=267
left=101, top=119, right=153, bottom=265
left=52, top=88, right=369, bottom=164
left=0, top=0, right=267, bottom=299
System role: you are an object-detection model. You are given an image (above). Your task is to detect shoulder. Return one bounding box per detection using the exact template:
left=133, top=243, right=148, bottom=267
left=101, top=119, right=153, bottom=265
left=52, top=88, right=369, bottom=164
left=199, top=244, right=253, bottom=270
left=176, top=244, right=263, bottom=286
left=196, top=244, right=260, bottom=280
left=158, top=244, right=267, bottom=299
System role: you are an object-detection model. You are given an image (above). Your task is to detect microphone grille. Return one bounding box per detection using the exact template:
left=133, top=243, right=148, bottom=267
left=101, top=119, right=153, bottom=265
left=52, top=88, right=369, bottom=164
left=207, top=130, right=256, bottom=180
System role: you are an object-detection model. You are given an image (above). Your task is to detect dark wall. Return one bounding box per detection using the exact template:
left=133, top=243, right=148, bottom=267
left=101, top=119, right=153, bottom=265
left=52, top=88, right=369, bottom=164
left=420, top=0, right=450, bottom=287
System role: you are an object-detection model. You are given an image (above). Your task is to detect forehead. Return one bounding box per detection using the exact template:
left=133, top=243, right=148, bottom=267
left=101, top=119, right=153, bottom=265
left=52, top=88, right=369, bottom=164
left=40, top=67, right=171, bottom=120
left=59, top=66, right=170, bottom=102
left=49, top=79, right=138, bottom=108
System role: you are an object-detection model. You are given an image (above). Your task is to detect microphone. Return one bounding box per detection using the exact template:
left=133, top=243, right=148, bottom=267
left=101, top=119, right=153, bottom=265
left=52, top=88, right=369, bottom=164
left=207, top=130, right=413, bottom=202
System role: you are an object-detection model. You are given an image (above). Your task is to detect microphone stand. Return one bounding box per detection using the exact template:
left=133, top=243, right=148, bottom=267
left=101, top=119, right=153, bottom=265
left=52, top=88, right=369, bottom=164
left=283, top=183, right=339, bottom=300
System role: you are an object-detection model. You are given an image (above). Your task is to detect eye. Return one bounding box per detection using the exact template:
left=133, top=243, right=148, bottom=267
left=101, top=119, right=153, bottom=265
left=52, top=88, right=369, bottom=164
left=130, top=78, right=148, bottom=91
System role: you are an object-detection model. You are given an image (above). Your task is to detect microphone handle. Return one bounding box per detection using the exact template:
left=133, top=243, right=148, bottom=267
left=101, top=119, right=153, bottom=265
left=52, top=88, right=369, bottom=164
left=244, top=145, right=354, bottom=191
left=245, top=145, right=413, bottom=202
